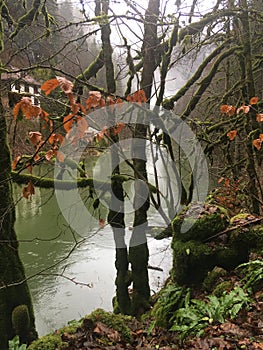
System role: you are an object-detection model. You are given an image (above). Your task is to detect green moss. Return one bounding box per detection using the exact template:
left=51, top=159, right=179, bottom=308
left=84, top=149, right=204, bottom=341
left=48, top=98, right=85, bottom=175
left=216, top=246, right=249, bottom=270
left=172, top=240, right=216, bottom=286
left=27, top=334, right=67, bottom=350
left=172, top=203, right=229, bottom=242
left=230, top=213, right=254, bottom=224
left=202, top=267, right=227, bottom=292
left=85, top=309, right=132, bottom=343
left=11, top=305, right=30, bottom=335
left=212, top=281, right=232, bottom=297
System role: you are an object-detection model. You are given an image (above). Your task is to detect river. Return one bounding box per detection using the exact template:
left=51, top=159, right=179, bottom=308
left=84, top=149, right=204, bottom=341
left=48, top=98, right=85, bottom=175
left=14, top=157, right=173, bottom=336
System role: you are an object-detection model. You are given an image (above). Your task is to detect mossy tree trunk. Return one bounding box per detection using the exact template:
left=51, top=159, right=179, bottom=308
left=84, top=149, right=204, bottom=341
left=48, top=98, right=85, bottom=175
left=94, top=0, right=131, bottom=314
left=238, top=0, right=262, bottom=214
left=129, top=0, right=160, bottom=315
left=0, top=80, right=37, bottom=348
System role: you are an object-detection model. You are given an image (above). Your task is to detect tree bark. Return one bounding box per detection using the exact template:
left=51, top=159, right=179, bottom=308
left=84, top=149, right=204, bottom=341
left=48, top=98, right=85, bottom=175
left=0, top=79, right=37, bottom=348
left=129, top=0, right=160, bottom=315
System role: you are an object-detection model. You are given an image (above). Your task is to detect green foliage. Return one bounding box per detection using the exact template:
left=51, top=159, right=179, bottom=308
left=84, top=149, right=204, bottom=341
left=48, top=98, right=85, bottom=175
left=212, top=281, right=232, bottom=297
left=27, top=334, right=66, bottom=350
left=170, top=287, right=251, bottom=340
left=237, top=259, right=263, bottom=291
left=85, top=309, right=132, bottom=343
left=8, top=336, right=27, bottom=350
left=152, top=284, right=190, bottom=329
left=202, top=266, right=227, bottom=292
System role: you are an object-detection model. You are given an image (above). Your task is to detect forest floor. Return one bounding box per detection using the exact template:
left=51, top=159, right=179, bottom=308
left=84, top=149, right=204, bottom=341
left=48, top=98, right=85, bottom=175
left=56, top=270, right=263, bottom=350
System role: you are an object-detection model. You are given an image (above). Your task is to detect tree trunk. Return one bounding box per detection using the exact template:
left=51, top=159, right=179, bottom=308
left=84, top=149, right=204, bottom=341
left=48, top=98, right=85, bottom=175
left=0, top=80, right=37, bottom=348
left=129, top=0, right=160, bottom=315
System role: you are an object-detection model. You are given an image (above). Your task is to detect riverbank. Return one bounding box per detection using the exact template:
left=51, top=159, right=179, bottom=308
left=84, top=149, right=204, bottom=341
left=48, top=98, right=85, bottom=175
left=25, top=255, right=263, bottom=350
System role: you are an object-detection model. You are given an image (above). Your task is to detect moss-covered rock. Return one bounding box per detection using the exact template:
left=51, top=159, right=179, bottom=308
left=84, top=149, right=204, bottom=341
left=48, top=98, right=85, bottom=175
left=216, top=246, right=249, bottom=270
left=171, top=202, right=229, bottom=242
left=27, top=334, right=67, bottom=350
left=212, top=281, right=232, bottom=297
left=202, top=267, right=227, bottom=292
left=11, top=304, right=30, bottom=339
left=172, top=240, right=216, bottom=286
left=85, top=308, right=132, bottom=343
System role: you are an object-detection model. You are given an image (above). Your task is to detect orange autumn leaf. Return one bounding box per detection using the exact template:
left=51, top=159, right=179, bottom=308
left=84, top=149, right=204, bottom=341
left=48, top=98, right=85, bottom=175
left=41, top=78, right=60, bottom=95
left=96, top=126, right=109, bottom=142
left=224, top=178, right=230, bottom=187
left=14, top=97, right=43, bottom=120
left=227, top=130, right=237, bottom=141
left=127, top=89, right=147, bottom=103
left=253, top=138, right=262, bottom=151
left=63, top=114, right=75, bottom=132
left=218, top=176, right=224, bottom=184
left=77, top=117, right=89, bottom=136
left=29, top=131, right=42, bottom=145
left=45, top=150, right=54, bottom=161
left=220, top=104, right=236, bottom=116
left=56, top=76, right=73, bottom=94
left=249, top=96, right=259, bottom=105
left=86, top=91, right=104, bottom=110
left=22, top=180, right=35, bottom=199
left=114, top=122, right=124, bottom=135
left=256, top=113, right=263, bottom=122
left=15, top=97, right=31, bottom=119
left=33, top=153, right=41, bottom=162
left=26, top=163, right=33, bottom=174
left=49, top=133, right=64, bottom=146
left=99, top=218, right=105, bottom=228
left=252, top=134, right=263, bottom=151
left=237, top=105, right=250, bottom=114
left=13, top=101, right=22, bottom=120
left=54, top=149, right=65, bottom=162
left=12, top=156, right=21, bottom=170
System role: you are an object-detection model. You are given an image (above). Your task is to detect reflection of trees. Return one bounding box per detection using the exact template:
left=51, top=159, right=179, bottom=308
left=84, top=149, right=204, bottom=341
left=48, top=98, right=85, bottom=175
left=1, top=0, right=263, bottom=342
